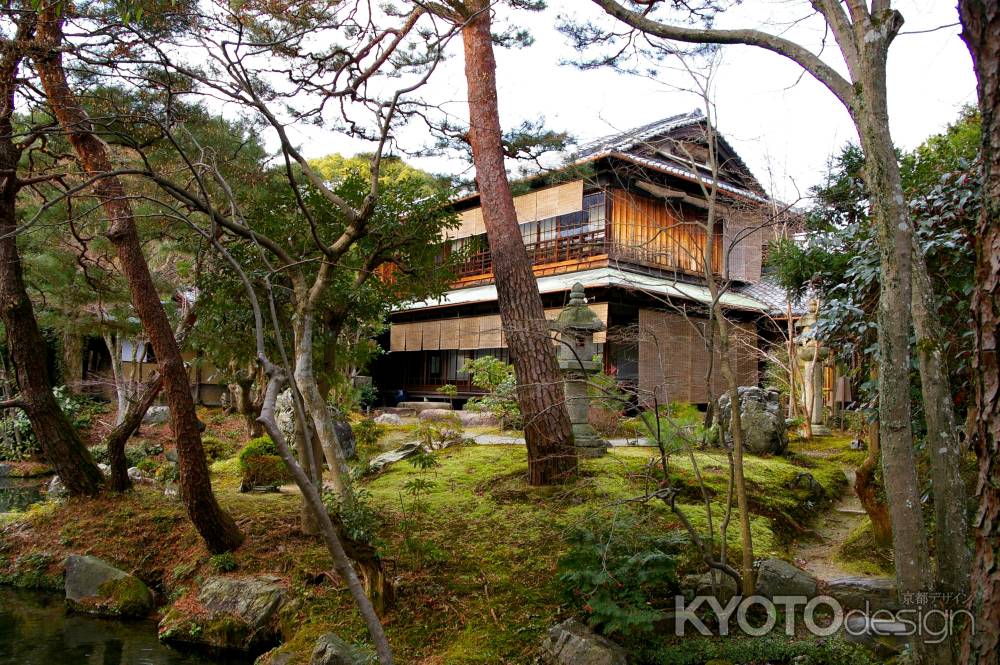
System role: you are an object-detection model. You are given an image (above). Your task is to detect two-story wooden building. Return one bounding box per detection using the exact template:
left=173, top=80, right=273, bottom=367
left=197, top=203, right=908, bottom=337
left=373, top=111, right=784, bottom=406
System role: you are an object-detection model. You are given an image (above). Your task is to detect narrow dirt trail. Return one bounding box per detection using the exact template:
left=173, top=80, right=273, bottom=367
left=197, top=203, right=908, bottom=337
left=789, top=468, right=876, bottom=581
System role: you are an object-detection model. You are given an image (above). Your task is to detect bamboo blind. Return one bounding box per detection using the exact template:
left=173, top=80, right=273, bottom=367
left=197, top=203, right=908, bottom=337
left=723, top=208, right=765, bottom=283
left=389, top=303, right=610, bottom=352
left=459, top=317, right=480, bottom=350
left=449, top=181, right=584, bottom=240
left=637, top=308, right=757, bottom=405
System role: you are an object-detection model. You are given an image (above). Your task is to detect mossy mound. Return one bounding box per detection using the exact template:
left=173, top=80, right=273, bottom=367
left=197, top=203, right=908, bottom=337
left=836, top=516, right=894, bottom=576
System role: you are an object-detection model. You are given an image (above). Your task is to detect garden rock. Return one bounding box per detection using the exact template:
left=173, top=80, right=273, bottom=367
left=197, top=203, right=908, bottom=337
left=417, top=409, right=461, bottom=422
left=541, top=619, right=628, bottom=665
left=311, top=633, right=366, bottom=665
left=0, top=463, right=10, bottom=477
left=159, top=575, right=287, bottom=653
left=849, top=439, right=867, bottom=450
left=333, top=419, right=356, bottom=460
left=127, top=466, right=144, bottom=482
left=373, top=413, right=402, bottom=425
left=754, top=558, right=818, bottom=598
left=457, top=411, right=498, bottom=427
left=716, top=387, right=787, bottom=455
left=143, top=405, right=170, bottom=425
left=47, top=475, right=66, bottom=497
left=397, top=401, right=451, bottom=412
left=825, top=576, right=898, bottom=611
left=64, top=554, right=153, bottom=618
left=842, top=614, right=907, bottom=658
left=683, top=571, right=739, bottom=605
left=274, top=389, right=355, bottom=459
left=368, top=441, right=424, bottom=473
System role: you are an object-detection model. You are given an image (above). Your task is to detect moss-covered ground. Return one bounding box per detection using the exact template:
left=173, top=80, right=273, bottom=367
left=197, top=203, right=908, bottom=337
left=0, top=412, right=863, bottom=664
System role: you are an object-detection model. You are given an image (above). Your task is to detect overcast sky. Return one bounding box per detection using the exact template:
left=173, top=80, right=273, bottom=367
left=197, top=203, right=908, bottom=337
left=290, top=0, right=976, bottom=204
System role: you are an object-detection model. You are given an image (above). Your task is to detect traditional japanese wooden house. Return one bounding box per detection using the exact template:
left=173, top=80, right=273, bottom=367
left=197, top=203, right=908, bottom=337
left=373, top=111, right=788, bottom=406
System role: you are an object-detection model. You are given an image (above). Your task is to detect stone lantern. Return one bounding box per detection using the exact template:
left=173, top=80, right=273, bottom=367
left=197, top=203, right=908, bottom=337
left=553, top=283, right=609, bottom=457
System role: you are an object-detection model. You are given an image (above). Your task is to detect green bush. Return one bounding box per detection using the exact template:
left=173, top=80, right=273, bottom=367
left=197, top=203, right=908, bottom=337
left=463, top=356, right=521, bottom=430
left=415, top=416, right=468, bottom=450
left=641, top=635, right=880, bottom=665
left=639, top=402, right=706, bottom=454
left=557, top=513, right=685, bottom=636
left=237, top=436, right=291, bottom=488
left=0, top=387, right=98, bottom=461
left=200, top=435, right=231, bottom=461
left=209, top=552, right=238, bottom=573
left=154, top=461, right=179, bottom=483
left=352, top=418, right=385, bottom=452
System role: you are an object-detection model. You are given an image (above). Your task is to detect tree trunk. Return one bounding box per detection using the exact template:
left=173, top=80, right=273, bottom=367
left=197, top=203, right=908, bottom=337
left=292, top=310, right=351, bottom=495
left=105, top=376, right=163, bottom=492
left=460, top=2, right=576, bottom=485
left=855, top=416, right=893, bottom=548
left=854, top=57, right=949, bottom=664
left=0, top=20, right=104, bottom=497
left=910, top=246, right=971, bottom=596
left=61, top=330, right=84, bottom=394
left=34, top=10, right=242, bottom=553
left=959, top=2, right=1000, bottom=662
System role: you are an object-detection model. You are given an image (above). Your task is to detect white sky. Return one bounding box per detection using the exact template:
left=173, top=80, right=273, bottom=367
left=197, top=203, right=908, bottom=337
left=290, top=0, right=977, bottom=203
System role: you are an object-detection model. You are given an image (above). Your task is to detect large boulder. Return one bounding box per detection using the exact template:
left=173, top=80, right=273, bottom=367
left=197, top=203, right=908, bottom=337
left=754, top=558, right=818, bottom=599
left=842, top=614, right=907, bottom=658
left=541, top=619, right=628, bottom=665
left=716, top=387, right=787, bottom=455
left=64, top=554, right=153, bottom=618
left=159, top=575, right=287, bottom=653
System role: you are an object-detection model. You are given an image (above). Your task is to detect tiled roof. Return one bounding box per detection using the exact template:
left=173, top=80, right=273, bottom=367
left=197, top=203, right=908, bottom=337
left=736, top=277, right=808, bottom=317
left=576, top=110, right=705, bottom=157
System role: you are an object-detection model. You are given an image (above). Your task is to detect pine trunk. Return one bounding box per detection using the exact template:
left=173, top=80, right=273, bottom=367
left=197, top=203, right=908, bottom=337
left=460, top=2, right=576, bottom=485
left=959, top=2, right=1000, bottom=662
left=0, top=23, right=104, bottom=497
left=34, top=9, right=242, bottom=553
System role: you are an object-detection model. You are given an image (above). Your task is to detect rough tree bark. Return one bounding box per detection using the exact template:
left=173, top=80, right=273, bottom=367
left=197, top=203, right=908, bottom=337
left=459, top=1, right=576, bottom=485
left=959, top=1, right=1000, bottom=662
left=0, top=13, right=104, bottom=496
left=34, top=6, right=242, bottom=552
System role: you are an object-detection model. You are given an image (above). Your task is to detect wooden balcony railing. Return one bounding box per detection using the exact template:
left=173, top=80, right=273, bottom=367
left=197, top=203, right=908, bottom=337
left=453, top=229, right=721, bottom=279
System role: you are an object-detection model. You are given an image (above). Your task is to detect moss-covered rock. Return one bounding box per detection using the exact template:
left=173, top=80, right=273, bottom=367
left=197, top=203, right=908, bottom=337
left=64, top=554, right=153, bottom=617
left=159, top=575, right=287, bottom=655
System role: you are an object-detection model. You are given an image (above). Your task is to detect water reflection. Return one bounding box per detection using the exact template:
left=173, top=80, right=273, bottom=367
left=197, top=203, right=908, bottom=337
left=0, top=476, right=44, bottom=513
left=0, top=588, right=251, bottom=665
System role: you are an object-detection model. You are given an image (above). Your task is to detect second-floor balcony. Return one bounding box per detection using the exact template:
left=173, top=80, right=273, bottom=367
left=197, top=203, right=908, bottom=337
left=448, top=189, right=723, bottom=283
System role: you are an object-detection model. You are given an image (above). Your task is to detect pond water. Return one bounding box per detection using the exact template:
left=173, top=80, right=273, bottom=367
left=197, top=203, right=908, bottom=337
left=0, top=587, right=253, bottom=665
left=0, top=476, right=45, bottom=513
